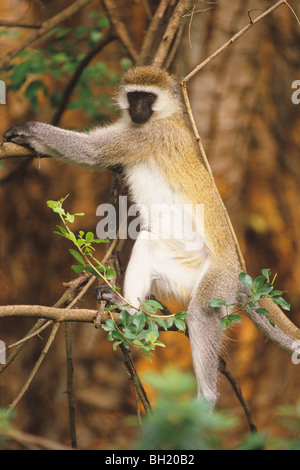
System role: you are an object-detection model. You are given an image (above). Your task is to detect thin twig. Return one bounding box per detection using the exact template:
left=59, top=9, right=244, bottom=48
left=5, top=320, right=52, bottom=352
left=120, top=344, right=152, bottom=414
left=183, top=0, right=289, bottom=83
left=218, top=358, right=257, bottom=433
left=10, top=323, right=60, bottom=408
left=65, top=323, right=77, bottom=448
left=284, top=1, right=300, bottom=26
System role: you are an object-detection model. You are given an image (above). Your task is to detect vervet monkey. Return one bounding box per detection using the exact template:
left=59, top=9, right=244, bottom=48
left=3, top=66, right=300, bottom=405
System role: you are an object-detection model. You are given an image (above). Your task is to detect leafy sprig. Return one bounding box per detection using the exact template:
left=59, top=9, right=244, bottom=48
left=47, top=197, right=187, bottom=360
left=47, top=196, right=112, bottom=281
left=102, top=302, right=186, bottom=360
left=210, top=269, right=291, bottom=330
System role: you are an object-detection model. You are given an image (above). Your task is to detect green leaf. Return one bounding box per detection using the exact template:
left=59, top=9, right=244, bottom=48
left=239, top=272, right=254, bottom=291
left=220, top=317, right=232, bottom=330
left=153, top=341, right=166, bottom=348
left=132, top=311, right=147, bottom=333
left=69, top=249, right=85, bottom=265
left=10, top=60, right=32, bottom=88
left=229, top=314, right=242, bottom=323
left=147, top=319, right=159, bottom=338
left=152, top=317, right=168, bottom=331
left=89, top=30, right=103, bottom=44
left=66, top=212, right=75, bottom=223
left=71, top=265, right=85, bottom=274
left=85, top=231, right=94, bottom=242
left=266, top=317, right=275, bottom=327
left=102, top=318, right=116, bottom=331
left=25, top=79, right=48, bottom=111
left=254, top=308, right=269, bottom=316
left=254, top=275, right=267, bottom=289
left=132, top=339, right=144, bottom=347
left=210, top=298, right=228, bottom=308
left=272, top=297, right=291, bottom=311
left=261, top=268, right=271, bottom=280
left=143, top=299, right=163, bottom=314
left=55, top=27, right=72, bottom=38
left=257, top=284, right=273, bottom=295
left=270, top=290, right=286, bottom=297
left=174, top=311, right=187, bottom=320
left=165, top=317, right=174, bottom=329
left=251, top=292, right=262, bottom=303
left=123, top=328, right=135, bottom=340
left=119, top=309, right=130, bottom=327
left=113, top=341, right=122, bottom=350
left=47, top=200, right=60, bottom=210
left=96, top=15, right=110, bottom=28
left=220, top=315, right=242, bottom=330
left=52, top=207, right=65, bottom=215
left=146, top=331, right=159, bottom=344
left=174, top=319, right=186, bottom=331
left=55, top=225, right=67, bottom=236
left=111, top=330, right=123, bottom=341
left=106, top=331, right=114, bottom=341
left=86, top=266, right=101, bottom=278
left=105, top=267, right=116, bottom=281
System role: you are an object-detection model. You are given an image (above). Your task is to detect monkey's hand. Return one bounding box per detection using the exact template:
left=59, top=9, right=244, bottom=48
left=3, top=122, right=47, bottom=154
left=94, top=284, right=126, bottom=311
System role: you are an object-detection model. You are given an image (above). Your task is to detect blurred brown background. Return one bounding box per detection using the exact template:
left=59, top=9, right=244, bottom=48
left=0, top=0, right=299, bottom=449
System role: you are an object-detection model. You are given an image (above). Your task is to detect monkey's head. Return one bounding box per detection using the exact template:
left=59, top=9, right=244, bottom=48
left=116, top=66, right=181, bottom=124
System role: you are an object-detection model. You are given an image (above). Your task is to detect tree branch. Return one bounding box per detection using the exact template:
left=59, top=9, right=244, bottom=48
left=0, top=23, right=41, bottom=29
left=0, top=427, right=73, bottom=450
left=0, top=304, right=98, bottom=323
left=152, top=0, right=192, bottom=68
left=101, top=0, right=139, bottom=62
left=137, top=0, right=171, bottom=65
left=0, top=142, right=35, bottom=160
left=183, top=0, right=290, bottom=83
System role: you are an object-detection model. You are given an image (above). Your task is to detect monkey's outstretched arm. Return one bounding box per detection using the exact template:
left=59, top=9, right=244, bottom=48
left=3, top=121, right=126, bottom=170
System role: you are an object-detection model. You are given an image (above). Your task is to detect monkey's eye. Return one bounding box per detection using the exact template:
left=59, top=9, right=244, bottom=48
left=146, top=93, right=157, bottom=103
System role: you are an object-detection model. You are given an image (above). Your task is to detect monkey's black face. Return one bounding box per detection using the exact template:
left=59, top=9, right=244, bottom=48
left=127, top=91, right=157, bottom=124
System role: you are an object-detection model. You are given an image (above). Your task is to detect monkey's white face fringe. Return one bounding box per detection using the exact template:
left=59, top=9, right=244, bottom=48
left=117, top=85, right=181, bottom=121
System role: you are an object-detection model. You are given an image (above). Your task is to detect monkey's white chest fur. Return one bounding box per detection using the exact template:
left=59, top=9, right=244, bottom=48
left=124, top=161, right=208, bottom=306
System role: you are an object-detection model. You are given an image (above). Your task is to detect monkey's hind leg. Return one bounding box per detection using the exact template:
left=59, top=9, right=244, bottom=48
left=187, top=298, right=224, bottom=406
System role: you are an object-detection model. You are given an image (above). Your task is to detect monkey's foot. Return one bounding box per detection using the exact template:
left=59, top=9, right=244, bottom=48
left=93, top=284, right=125, bottom=310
